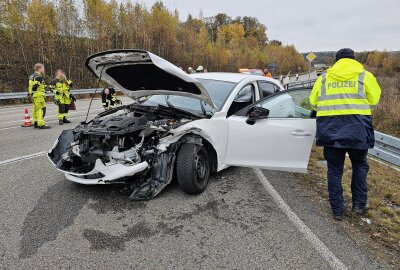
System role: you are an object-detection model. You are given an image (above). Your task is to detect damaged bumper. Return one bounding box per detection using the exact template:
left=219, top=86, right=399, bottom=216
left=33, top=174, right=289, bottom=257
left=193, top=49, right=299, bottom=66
left=48, top=129, right=149, bottom=184
left=63, top=160, right=149, bottom=185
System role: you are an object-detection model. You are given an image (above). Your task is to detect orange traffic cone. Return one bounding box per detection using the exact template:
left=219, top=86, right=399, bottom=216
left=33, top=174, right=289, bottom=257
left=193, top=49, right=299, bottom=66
left=22, top=108, right=32, bottom=127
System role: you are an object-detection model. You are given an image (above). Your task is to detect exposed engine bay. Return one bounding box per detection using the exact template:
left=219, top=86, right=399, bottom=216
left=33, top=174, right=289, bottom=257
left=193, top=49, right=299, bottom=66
left=48, top=103, right=205, bottom=200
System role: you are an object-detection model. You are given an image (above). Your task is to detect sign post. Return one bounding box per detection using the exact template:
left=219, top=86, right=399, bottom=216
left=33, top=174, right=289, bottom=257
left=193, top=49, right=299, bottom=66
left=305, top=52, right=317, bottom=80
left=267, top=63, right=278, bottom=76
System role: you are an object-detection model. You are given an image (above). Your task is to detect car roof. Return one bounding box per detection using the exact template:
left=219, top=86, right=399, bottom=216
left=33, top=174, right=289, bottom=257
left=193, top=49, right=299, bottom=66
left=190, top=72, right=283, bottom=87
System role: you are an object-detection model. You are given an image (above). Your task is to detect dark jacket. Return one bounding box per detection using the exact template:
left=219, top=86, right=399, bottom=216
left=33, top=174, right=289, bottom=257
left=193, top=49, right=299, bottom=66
left=101, top=87, right=116, bottom=105
left=316, top=115, right=375, bottom=149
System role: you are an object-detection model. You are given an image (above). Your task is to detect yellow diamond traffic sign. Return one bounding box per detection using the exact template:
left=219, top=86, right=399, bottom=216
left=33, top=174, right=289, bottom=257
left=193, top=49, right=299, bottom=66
left=306, top=52, right=316, bottom=62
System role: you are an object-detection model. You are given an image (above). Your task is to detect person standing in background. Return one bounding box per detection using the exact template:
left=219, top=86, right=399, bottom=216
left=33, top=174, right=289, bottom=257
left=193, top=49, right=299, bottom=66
left=51, top=70, right=75, bottom=125
left=263, top=68, right=272, bottom=78
left=101, top=86, right=120, bottom=110
left=28, top=63, right=51, bottom=129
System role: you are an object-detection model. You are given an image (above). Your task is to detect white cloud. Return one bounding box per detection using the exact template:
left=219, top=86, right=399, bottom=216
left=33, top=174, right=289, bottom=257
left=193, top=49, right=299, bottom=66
left=128, top=0, right=400, bottom=52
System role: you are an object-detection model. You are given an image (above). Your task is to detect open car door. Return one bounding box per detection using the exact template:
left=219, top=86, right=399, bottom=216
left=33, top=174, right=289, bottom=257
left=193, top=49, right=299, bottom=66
left=224, top=88, right=316, bottom=173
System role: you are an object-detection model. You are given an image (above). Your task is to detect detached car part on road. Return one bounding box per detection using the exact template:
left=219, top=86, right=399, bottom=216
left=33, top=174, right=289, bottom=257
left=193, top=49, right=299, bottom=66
left=48, top=50, right=316, bottom=200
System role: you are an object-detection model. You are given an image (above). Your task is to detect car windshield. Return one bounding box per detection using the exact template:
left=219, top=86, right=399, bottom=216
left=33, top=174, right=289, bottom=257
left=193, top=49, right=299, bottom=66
left=141, top=79, right=236, bottom=116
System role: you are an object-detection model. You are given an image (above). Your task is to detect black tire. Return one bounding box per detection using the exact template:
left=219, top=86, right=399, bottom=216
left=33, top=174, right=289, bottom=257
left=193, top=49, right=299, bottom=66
left=176, top=143, right=210, bottom=195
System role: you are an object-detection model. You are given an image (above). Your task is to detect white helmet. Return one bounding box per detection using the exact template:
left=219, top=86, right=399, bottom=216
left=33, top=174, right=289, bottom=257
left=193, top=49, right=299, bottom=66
left=196, top=65, right=204, bottom=71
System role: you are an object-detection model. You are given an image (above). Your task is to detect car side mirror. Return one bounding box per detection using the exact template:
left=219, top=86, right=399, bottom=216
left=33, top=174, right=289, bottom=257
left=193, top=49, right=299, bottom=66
left=246, top=106, right=270, bottom=125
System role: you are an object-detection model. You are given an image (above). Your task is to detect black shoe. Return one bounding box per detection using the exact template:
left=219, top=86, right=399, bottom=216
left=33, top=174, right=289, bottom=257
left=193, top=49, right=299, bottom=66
left=38, top=125, right=51, bottom=129
left=352, top=207, right=366, bottom=215
left=59, top=120, right=64, bottom=125
left=63, top=119, right=71, bottom=123
left=33, top=123, right=38, bottom=128
left=333, top=214, right=343, bottom=221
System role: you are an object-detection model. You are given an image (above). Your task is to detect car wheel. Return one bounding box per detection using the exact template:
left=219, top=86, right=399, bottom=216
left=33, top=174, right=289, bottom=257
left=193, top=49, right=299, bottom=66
left=176, top=143, right=210, bottom=195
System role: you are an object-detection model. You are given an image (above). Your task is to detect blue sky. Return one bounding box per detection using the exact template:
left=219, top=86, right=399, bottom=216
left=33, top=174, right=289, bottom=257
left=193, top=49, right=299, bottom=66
left=126, top=0, right=400, bottom=52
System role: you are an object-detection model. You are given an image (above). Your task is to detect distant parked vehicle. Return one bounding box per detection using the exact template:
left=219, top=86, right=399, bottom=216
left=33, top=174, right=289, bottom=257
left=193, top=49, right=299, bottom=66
left=314, top=64, right=328, bottom=76
left=239, top=68, right=264, bottom=76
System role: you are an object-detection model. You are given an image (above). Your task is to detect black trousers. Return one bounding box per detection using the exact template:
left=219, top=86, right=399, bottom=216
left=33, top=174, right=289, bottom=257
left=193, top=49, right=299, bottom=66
left=323, top=147, right=369, bottom=215
left=58, top=103, right=69, bottom=120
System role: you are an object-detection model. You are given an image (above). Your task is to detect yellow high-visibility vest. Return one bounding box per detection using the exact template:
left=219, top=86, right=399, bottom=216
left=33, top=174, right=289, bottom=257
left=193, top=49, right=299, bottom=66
left=28, top=72, right=46, bottom=98
left=309, top=58, right=381, bottom=117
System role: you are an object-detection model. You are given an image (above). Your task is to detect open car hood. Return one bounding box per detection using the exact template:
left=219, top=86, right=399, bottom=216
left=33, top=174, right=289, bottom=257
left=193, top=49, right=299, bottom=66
left=85, top=50, right=216, bottom=109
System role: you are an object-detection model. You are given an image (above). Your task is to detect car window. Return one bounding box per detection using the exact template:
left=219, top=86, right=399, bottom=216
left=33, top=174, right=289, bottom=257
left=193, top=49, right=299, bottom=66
left=234, top=84, right=255, bottom=103
left=258, top=81, right=277, bottom=97
left=142, top=79, right=236, bottom=115
left=255, top=89, right=312, bottom=118
left=227, top=84, right=255, bottom=117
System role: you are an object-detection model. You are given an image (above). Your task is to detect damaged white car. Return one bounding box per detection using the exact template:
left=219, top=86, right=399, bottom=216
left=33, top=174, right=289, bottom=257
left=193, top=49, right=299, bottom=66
left=48, top=50, right=316, bottom=200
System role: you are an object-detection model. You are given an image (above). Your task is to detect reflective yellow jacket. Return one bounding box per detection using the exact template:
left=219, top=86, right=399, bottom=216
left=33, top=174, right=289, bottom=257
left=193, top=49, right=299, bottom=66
left=28, top=72, right=46, bottom=98
left=51, top=77, right=72, bottom=104
left=309, top=58, right=381, bottom=117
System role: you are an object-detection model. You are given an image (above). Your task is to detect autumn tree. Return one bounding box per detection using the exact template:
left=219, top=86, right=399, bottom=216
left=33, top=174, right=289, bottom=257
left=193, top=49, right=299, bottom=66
left=0, top=0, right=309, bottom=92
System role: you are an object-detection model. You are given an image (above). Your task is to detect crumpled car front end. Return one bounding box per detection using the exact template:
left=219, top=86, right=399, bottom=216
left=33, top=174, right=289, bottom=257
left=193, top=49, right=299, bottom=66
left=48, top=104, right=203, bottom=200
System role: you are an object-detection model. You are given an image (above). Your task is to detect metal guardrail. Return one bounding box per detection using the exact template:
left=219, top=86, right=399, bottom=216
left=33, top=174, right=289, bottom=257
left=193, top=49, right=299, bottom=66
left=0, top=88, right=100, bottom=100
left=369, top=131, right=400, bottom=167
left=285, top=79, right=317, bottom=89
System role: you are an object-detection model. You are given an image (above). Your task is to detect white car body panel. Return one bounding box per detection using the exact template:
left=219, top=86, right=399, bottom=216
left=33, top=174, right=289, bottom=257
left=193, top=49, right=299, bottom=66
left=64, top=161, right=149, bottom=185
left=85, top=50, right=216, bottom=109
left=225, top=117, right=315, bottom=173
left=167, top=113, right=230, bottom=171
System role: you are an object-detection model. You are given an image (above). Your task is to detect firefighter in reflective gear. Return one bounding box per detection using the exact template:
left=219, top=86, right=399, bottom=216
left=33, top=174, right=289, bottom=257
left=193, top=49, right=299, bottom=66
left=101, top=87, right=120, bottom=110
left=28, top=63, right=51, bottom=129
left=309, top=48, right=381, bottom=220
left=51, top=70, right=75, bottom=125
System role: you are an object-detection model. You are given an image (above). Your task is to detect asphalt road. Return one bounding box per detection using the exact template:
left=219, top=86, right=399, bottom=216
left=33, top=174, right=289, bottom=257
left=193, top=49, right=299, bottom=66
left=282, top=71, right=318, bottom=86
left=0, top=97, right=392, bottom=270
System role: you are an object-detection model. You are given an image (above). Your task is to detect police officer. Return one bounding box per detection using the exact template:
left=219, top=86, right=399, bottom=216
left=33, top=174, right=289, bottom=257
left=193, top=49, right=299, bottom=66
left=309, top=48, right=381, bottom=220
left=28, top=63, right=51, bottom=129
left=51, top=70, right=75, bottom=125
left=101, top=86, right=120, bottom=110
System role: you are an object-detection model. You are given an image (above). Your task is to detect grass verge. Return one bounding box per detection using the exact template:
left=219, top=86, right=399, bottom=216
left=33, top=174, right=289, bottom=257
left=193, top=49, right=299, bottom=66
left=374, top=76, right=400, bottom=137
left=300, top=146, right=400, bottom=267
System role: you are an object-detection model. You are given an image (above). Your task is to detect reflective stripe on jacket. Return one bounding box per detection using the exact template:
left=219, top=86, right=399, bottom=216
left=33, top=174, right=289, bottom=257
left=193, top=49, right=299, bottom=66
left=309, top=58, right=381, bottom=117
left=101, top=88, right=117, bottom=107
left=51, top=78, right=72, bottom=103
left=28, top=72, right=46, bottom=97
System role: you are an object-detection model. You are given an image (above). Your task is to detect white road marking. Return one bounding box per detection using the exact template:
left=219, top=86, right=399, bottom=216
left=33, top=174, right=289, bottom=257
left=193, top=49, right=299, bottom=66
left=0, top=112, right=101, bottom=131
left=0, top=151, right=47, bottom=166
left=0, top=126, right=21, bottom=131
left=253, top=168, right=348, bottom=270
left=0, top=108, right=104, bottom=125
left=0, top=99, right=103, bottom=115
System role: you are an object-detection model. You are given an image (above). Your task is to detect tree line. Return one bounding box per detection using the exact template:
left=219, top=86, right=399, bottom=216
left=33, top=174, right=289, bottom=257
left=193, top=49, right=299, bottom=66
left=312, top=51, right=400, bottom=75
left=0, top=0, right=308, bottom=92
